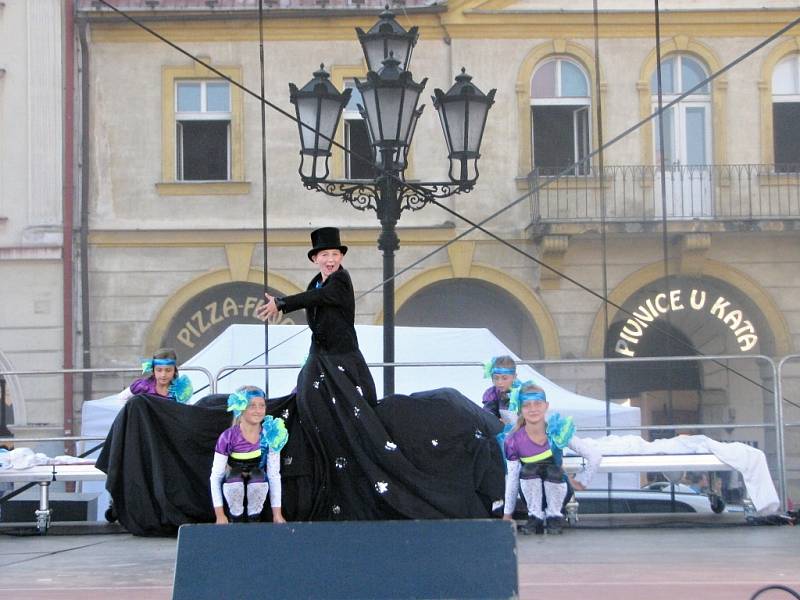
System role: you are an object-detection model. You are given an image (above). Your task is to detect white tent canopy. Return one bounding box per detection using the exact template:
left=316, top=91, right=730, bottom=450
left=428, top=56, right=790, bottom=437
left=182, top=324, right=641, bottom=432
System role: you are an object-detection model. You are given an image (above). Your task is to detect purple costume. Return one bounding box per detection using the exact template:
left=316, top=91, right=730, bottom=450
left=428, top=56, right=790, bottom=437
left=481, top=386, right=510, bottom=419
left=129, top=377, right=170, bottom=399
left=504, top=427, right=552, bottom=478
left=214, top=426, right=265, bottom=484
left=210, top=424, right=283, bottom=518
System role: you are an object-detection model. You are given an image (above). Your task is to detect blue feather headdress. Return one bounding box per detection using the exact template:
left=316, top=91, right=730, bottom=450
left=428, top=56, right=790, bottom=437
left=483, top=356, right=516, bottom=380
left=141, top=357, right=177, bottom=374
left=506, top=380, right=523, bottom=413
left=168, top=375, right=193, bottom=404
left=260, top=416, right=289, bottom=453
left=546, top=413, right=575, bottom=449
left=227, top=387, right=266, bottom=418
left=511, top=379, right=544, bottom=413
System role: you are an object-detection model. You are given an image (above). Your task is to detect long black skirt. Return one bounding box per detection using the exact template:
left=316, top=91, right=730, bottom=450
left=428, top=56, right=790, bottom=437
left=271, top=350, right=505, bottom=521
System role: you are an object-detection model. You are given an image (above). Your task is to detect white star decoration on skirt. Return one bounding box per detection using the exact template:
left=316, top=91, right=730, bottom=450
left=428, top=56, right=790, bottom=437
left=356, top=386, right=363, bottom=396
left=313, top=381, right=320, bottom=389
left=337, top=365, right=345, bottom=372
left=354, top=406, right=361, bottom=418
left=375, top=481, right=389, bottom=494
left=332, top=505, right=341, bottom=515
left=282, top=409, right=289, bottom=419
left=384, top=441, right=397, bottom=451
left=431, top=439, right=439, bottom=446
left=331, top=396, right=336, bottom=405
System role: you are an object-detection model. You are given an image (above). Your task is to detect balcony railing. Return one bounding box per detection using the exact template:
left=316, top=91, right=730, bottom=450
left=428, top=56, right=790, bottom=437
left=528, top=164, right=800, bottom=223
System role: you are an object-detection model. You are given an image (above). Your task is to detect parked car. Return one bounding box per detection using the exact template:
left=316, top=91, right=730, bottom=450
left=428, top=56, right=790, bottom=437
left=572, top=489, right=717, bottom=515
left=641, top=481, right=701, bottom=495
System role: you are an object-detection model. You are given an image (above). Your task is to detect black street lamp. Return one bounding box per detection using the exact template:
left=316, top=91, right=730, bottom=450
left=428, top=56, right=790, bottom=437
left=289, top=8, right=495, bottom=396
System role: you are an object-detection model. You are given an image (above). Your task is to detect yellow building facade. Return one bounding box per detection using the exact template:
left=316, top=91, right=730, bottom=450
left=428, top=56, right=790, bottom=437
left=68, top=0, right=800, bottom=502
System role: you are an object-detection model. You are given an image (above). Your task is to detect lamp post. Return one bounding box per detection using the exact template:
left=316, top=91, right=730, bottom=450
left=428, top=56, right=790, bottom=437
left=289, top=8, right=495, bottom=396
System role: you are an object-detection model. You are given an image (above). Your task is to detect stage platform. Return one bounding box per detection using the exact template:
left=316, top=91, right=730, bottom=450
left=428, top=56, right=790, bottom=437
left=0, top=517, right=797, bottom=600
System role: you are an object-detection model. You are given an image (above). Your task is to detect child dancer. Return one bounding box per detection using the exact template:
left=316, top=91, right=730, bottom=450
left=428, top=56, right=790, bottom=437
left=210, top=386, right=288, bottom=524
left=117, top=347, right=193, bottom=403
left=481, top=355, right=520, bottom=423
left=502, top=382, right=600, bottom=534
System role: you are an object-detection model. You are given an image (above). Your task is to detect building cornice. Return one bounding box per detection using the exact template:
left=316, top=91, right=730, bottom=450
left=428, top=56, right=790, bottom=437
left=80, top=8, right=800, bottom=42
left=87, top=224, right=460, bottom=247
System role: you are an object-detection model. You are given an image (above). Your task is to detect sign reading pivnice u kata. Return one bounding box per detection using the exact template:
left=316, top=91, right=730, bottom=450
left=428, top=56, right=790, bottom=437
left=614, top=288, right=758, bottom=357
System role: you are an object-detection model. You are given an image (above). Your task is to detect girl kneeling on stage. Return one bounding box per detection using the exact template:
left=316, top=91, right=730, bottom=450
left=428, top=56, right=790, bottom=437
left=210, top=386, right=288, bottom=524
left=502, top=382, right=600, bottom=534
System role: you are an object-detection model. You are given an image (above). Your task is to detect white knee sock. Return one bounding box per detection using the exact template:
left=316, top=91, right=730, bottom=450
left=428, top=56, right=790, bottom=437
left=246, top=482, right=269, bottom=517
left=223, top=482, right=245, bottom=517
left=520, top=479, right=544, bottom=520
left=543, top=481, right=568, bottom=518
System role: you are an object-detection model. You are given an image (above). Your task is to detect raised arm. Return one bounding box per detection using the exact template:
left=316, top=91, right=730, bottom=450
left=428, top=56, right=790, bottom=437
left=279, top=269, right=352, bottom=313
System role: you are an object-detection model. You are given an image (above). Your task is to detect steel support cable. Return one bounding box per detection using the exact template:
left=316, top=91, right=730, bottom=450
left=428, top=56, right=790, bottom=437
left=422, top=195, right=798, bottom=409
left=653, top=0, right=676, bottom=425
left=592, top=0, right=613, bottom=507
left=93, top=0, right=400, bottom=189
left=89, top=1, right=800, bottom=409
left=591, top=0, right=610, bottom=433
left=258, top=0, right=270, bottom=395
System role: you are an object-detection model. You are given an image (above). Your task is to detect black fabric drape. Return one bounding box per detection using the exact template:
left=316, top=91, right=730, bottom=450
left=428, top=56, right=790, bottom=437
left=96, top=386, right=504, bottom=535
left=95, top=394, right=231, bottom=536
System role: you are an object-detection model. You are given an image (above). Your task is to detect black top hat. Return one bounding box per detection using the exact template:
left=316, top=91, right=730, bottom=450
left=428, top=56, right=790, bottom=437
left=308, top=227, right=348, bottom=261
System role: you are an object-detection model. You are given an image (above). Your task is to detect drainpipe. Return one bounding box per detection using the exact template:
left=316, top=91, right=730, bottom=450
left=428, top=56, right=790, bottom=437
left=78, top=17, right=92, bottom=404
left=62, top=0, right=76, bottom=446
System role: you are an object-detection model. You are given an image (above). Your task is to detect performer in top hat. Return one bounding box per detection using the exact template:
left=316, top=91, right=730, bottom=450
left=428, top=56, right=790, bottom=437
left=257, top=227, right=505, bottom=521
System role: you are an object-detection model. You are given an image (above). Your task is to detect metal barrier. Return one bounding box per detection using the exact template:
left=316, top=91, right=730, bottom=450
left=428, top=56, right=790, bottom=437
left=0, top=365, right=215, bottom=438
left=776, top=354, right=800, bottom=510
left=214, top=353, right=788, bottom=510
left=521, top=353, right=786, bottom=510
left=0, top=354, right=792, bottom=512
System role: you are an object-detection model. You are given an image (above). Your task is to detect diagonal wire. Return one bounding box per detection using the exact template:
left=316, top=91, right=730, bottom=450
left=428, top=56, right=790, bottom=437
left=88, top=1, right=800, bottom=408
left=93, top=0, right=393, bottom=184
left=258, top=0, right=270, bottom=395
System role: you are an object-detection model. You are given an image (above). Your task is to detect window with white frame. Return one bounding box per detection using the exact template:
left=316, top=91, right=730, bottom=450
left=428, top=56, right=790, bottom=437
left=650, top=55, right=711, bottom=168
left=343, top=81, right=375, bottom=179
left=530, top=57, right=591, bottom=175
left=772, top=54, right=800, bottom=172
left=175, top=80, right=231, bottom=181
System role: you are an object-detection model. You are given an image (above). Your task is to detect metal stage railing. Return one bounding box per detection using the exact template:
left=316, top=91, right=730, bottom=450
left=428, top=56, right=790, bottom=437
left=1, top=353, right=797, bottom=510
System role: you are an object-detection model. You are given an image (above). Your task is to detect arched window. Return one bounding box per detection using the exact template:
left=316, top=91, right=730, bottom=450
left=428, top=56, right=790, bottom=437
left=650, top=55, right=711, bottom=167
left=771, top=54, right=800, bottom=172
left=530, top=57, right=591, bottom=175
left=650, top=55, right=712, bottom=217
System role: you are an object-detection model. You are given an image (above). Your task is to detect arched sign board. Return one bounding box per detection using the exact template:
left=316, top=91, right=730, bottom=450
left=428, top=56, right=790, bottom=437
left=162, top=282, right=306, bottom=356
left=614, top=287, right=758, bottom=357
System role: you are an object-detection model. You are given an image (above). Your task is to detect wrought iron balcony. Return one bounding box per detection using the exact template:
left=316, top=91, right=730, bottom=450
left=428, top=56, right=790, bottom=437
left=528, top=164, right=800, bottom=223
